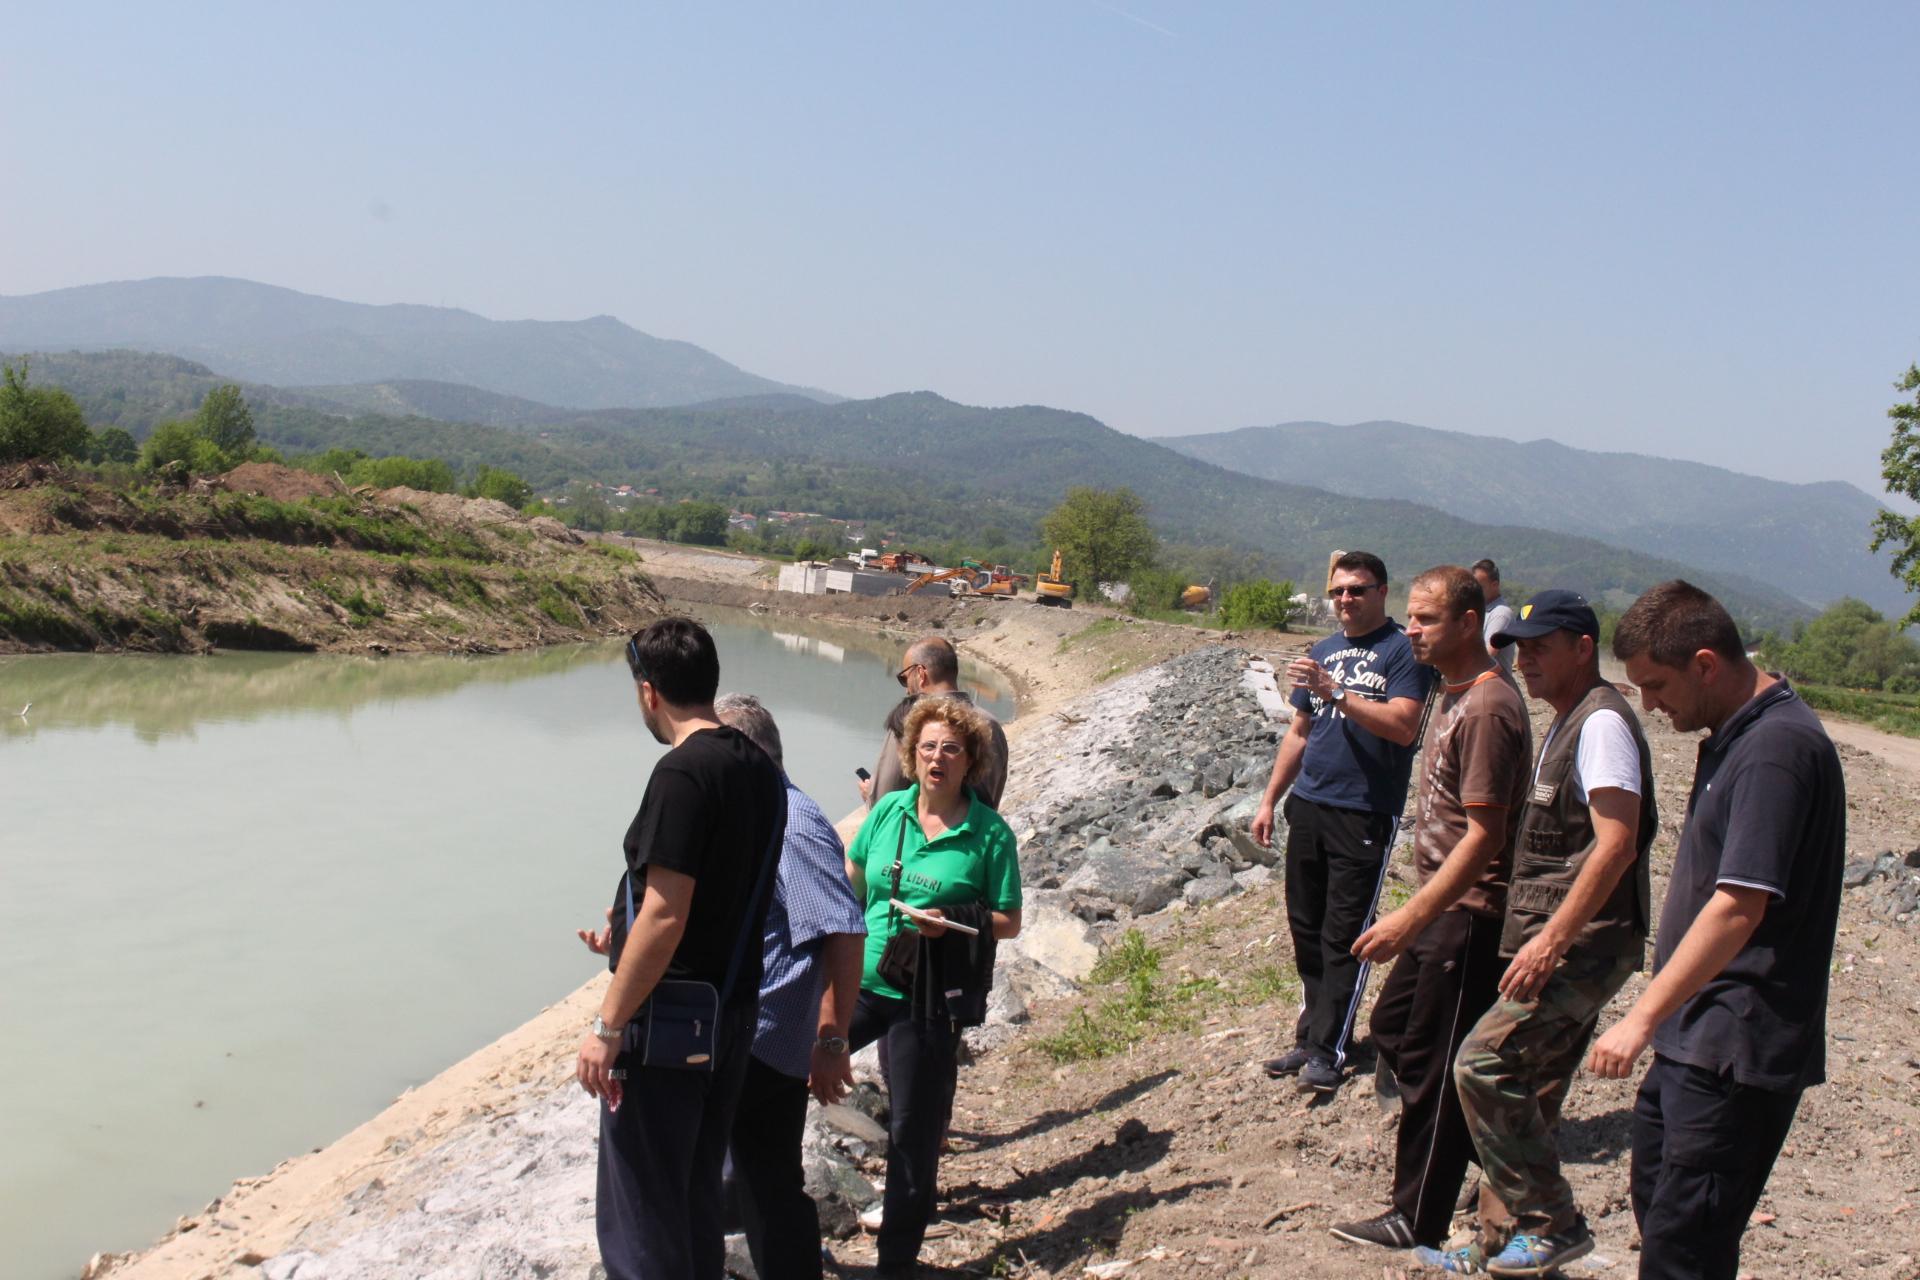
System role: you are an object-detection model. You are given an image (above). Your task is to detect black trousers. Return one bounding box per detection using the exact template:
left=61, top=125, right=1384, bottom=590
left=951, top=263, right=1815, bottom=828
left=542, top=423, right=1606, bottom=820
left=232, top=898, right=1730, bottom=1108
left=1283, top=794, right=1396, bottom=1066
left=848, top=991, right=960, bottom=1270
left=1630, top=1054, right=1803, bottom=1280
left=724, top=1055, right=823, bottom=1280
left=1368, top=908, right=1505, bottom=1246
left=597, top=1005, right=757, bottom=1280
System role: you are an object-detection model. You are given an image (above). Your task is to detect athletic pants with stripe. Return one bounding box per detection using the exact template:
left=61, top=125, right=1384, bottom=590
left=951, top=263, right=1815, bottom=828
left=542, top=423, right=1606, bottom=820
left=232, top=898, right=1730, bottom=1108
left=1282, top=794, right=1397, bottom=1067
left=1369, top=908, right=1505, bottom=1246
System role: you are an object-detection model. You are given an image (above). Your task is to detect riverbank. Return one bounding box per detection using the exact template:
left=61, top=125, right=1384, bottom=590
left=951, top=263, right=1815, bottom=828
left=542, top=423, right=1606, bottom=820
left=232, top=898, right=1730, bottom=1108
left=87, top=562, right=1920, bottom=1280
left=0, top=463, right=661, bottom=654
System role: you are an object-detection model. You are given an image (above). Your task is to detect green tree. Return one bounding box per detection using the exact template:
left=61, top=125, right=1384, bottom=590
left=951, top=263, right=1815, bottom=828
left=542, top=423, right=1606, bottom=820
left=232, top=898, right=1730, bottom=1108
left=90, top=426, right=139, bottom=464
left=197, top=384, right=256, bottom=455
left=346, top=455, right=456, bottom=492
left=1871, top=363, right=1920, bottom=625
left=1124, top=566, right=1189, bottom=615
left=140, top=418, right=227, bottom=472
left=1039, top=486, right=1157, bottom=587
left=670, top=500, right=730, bottom=545
left=1219, top=579, right=1298, bottom=630
left=1763, top=598, right=1920, bottom=690
left=0, top=361, right=93, bottom=463
left=468, top=465, right=533, bottom=508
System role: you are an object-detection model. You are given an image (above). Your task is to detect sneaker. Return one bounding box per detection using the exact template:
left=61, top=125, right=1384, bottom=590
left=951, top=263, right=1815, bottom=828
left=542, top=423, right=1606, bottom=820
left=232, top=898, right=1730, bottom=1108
left=1328, top=1208, right=1417, bottom=1249
left=1485, top=1222, right=1593, bottom=1276
left=858, top=1203, right=885, bottom=1232
left=1296, top=1057, right=1343, bottom=1094
left=1263, top=1046, right=1313, bottom=1078
left=1413, top=1242, right=1486, bottom=1274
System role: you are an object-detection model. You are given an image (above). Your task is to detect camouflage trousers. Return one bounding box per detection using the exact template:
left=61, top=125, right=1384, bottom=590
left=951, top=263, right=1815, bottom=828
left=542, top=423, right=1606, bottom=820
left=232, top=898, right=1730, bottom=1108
left=1454, top=948, right=1637, bottom=1239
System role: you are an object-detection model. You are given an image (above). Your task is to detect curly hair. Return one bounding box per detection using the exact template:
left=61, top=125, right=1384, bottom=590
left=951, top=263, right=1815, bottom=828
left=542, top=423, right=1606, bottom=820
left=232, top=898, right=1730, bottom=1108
left=898, top=695, right=997, bottom=792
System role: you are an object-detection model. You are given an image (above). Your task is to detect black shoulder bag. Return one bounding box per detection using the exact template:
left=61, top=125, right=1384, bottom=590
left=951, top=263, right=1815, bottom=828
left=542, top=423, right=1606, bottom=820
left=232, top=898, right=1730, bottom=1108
left=620, top=823, right=781, bottom=1072
left=874, top=812, right=921, bottom=992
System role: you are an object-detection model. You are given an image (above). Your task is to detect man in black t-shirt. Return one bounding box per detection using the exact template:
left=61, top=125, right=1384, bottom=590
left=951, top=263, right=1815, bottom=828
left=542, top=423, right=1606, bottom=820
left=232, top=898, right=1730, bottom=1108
left=574, top=617, right=787, bottom=1280
left=1589, top=582, right=1844, bottom=1280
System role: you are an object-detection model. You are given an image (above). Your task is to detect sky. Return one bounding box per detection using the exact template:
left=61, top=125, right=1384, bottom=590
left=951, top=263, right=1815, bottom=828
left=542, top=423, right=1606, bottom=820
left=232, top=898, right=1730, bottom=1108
left=2, top=2, right=1915, bottom=494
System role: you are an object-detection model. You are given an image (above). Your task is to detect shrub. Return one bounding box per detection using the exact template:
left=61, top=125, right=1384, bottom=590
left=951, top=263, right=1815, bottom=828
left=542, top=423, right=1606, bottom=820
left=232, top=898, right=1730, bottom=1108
left=1220, top=578, right=1297, bottom=630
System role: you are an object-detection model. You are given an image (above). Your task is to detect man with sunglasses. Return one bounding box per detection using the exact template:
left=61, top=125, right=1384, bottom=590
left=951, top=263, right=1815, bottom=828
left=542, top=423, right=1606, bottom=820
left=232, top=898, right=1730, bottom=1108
left=1253, top=551, right=1433, bottom=1095
left=857, top=635, right=1008, bottom=810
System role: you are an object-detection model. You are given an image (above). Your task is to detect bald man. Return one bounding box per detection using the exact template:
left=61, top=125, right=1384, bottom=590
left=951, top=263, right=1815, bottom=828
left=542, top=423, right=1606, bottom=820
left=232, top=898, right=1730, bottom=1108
left=858, top=635, right=1008, bottom=809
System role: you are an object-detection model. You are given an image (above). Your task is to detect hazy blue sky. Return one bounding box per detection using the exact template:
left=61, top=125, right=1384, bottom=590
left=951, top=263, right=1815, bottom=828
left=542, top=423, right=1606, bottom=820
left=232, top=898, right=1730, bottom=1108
left=3, top=2, right=1914, bottom=492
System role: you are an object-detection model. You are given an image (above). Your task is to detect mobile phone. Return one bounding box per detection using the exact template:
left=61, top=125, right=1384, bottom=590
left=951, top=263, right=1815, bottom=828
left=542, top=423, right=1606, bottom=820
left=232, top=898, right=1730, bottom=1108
left=855, top=767, right=871, bottom=782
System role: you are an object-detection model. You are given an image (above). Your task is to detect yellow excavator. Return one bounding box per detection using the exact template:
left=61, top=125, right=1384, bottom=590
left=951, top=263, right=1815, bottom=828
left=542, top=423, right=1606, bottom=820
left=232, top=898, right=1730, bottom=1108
left=1034, top=549, right=1074, bottom=608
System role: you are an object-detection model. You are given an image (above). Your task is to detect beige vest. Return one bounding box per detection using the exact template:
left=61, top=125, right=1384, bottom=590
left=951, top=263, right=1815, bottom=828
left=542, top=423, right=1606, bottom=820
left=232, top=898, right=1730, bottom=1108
left=1501, top=682, right=1657, bottom=961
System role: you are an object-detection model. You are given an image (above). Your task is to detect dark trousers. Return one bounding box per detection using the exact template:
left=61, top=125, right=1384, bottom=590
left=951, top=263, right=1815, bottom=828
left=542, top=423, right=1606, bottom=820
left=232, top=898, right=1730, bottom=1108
left=1367, top=908, right=1505, bottom=1246
left=849, top=991, right=960, bottom=1270
left=724, top=1055, right=823, bottom=1280
left=1283, top=794, right=1396, bottom=1066
left=1630, top=1055, right=1802, bottom=1280
left=597, top=1005, right=757, bottom=1280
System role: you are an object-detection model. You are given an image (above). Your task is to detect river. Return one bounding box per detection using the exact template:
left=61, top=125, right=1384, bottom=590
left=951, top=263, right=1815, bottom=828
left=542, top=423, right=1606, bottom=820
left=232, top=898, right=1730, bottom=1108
left=0, top=612, right=1013, bottom=1279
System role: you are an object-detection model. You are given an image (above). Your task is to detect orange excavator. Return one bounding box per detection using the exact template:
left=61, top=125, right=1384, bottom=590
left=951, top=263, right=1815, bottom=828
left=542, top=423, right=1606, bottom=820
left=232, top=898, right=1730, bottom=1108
left=905, top=560, right=1026, bottom=597
left=1034, top=549, right=1074, bottom=607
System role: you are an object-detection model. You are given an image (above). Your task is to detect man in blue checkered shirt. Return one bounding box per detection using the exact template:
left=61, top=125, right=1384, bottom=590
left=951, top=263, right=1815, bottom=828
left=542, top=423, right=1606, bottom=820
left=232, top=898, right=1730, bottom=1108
left=716, top=694, right=868, bottom=1280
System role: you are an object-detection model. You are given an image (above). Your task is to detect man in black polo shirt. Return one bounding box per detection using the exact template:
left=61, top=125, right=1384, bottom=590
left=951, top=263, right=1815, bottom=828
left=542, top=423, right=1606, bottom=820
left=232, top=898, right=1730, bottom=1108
left=574, top=617, right=788, bottom=1280
left=1589, top=581, right=1845, bottom=1280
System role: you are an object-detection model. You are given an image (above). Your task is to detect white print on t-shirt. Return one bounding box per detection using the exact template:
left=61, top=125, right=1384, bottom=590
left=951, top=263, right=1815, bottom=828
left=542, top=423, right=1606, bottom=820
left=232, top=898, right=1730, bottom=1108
left=1534, top=708, right=1642, bottom=805
left=1308, top=646, right=1390, bottom=720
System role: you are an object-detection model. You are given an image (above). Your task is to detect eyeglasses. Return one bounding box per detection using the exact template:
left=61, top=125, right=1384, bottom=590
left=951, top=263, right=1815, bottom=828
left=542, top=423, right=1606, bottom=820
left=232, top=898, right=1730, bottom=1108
left=896, top=663, right=921, bottom=688
left=915, top=741, right=966, bottom=759
left=1327, top=584, right=1382, bottom=599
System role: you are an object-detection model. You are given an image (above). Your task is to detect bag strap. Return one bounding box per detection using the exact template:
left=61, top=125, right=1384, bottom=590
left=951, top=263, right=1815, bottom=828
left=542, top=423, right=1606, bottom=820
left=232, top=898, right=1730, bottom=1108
left=622, top=780, right=788, bottom=1009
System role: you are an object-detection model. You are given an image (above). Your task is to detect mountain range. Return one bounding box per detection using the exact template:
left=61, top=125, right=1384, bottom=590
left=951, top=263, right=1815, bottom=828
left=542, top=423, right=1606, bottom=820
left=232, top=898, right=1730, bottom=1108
left=1158, top=421, right=1899, bottom=616
left=0, top=277, right=838, bottom=409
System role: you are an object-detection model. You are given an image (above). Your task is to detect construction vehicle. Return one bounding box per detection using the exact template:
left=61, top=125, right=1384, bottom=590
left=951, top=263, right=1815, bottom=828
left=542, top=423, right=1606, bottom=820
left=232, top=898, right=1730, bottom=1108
left=1178, top=582, right=1214, bottom=611
left=1034, top=549, right=1074, bottom=607
left=905, top=560, right=1027, bottom=598
left=904, top=565, right=981, bottom=595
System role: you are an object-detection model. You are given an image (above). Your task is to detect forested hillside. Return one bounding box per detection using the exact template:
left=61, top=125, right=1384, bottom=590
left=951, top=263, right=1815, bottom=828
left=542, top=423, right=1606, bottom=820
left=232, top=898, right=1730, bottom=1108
left=13, top=352, right=1815, bottom=630
left=1161, top=420, right=1897, bottom=614
left=0, top=277, right=838, bottom=409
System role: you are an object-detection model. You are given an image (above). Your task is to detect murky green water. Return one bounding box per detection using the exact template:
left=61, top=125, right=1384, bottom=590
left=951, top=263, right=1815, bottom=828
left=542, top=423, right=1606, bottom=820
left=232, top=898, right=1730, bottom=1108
left=0, top=612, right=1011, bottom=1279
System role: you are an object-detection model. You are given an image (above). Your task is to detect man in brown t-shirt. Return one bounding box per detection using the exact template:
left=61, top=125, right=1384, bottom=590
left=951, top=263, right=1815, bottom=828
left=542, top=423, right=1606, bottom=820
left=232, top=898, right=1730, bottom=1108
left=1329, top=566, right=1532, bottom=1254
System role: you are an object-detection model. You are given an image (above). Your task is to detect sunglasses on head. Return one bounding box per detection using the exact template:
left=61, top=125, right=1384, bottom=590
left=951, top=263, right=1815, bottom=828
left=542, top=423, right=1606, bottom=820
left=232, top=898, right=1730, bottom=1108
left=1327, top=583, right=1382, bottom=599
left=626, top=635, right=650, bottom=685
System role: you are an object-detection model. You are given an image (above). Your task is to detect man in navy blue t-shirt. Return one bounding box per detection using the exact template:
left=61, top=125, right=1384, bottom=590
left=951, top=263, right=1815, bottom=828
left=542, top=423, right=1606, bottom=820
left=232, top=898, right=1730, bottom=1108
left=1587, top=581, right=1844, bottom=1280
left=1253, top=551, right=1434, bottom=1093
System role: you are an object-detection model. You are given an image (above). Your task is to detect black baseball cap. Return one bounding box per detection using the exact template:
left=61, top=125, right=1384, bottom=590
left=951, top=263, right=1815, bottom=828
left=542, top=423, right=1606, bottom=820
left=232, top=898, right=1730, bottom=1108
left=1491, top=589, right=1600, bottom=648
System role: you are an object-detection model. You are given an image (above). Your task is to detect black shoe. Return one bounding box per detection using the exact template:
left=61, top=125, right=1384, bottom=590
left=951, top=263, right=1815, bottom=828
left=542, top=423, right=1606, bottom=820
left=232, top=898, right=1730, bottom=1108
left=1328, top=1208, right=1418, bottom=1249
left=1296, top=1057, right=1342, bottom=1094
left=1264, top=1046, right=1313, bottom=1078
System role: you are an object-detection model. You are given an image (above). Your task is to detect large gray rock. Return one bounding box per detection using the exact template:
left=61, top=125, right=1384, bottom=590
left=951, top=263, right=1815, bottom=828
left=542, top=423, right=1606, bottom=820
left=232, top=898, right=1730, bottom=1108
left=1062, top=843, right=1190, bottom=915
left=1184, top=875, right=1239, bottom=906
left=1001, top=897, right=1101, bottom=982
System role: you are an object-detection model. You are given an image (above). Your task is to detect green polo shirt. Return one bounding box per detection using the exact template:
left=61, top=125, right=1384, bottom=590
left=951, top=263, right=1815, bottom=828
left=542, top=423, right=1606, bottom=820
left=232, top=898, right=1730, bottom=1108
left=850, top=784, right=1023, bottom=998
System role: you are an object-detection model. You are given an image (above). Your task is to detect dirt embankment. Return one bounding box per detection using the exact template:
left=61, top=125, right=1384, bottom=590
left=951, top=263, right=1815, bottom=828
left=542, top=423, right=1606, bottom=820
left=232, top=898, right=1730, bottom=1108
left=0, top=464, right=662, bottom=655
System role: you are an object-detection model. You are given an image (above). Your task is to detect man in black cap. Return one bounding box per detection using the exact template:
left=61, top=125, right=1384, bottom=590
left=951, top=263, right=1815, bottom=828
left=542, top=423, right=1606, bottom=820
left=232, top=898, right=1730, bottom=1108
left=1436, top=590, right=1659, bottom=1276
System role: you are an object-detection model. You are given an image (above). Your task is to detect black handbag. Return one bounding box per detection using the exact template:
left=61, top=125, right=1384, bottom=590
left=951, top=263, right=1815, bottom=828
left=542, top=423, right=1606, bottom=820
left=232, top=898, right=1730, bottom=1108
left=620, top=821, right=781, bottom=1072
left=874, top=816, right=921, bottom=992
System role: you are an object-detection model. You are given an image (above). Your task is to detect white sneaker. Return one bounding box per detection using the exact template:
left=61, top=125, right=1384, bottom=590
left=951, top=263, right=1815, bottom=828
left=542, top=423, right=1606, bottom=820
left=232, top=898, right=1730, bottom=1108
left=859, top=1204, right=885, bottom=1232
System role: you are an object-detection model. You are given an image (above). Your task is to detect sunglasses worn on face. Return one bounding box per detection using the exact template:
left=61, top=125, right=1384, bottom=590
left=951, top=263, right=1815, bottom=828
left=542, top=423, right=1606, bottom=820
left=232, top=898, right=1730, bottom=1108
left=1327, top=584, right=1382, bottom=599
left=896, top=663, right=921, bottom=688
left=915, top=741, right=966, bottom=758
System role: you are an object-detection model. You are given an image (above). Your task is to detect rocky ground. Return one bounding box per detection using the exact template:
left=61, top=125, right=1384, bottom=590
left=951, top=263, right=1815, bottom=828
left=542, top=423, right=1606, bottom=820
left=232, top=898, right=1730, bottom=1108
left=90, top=601, right=1920, bottom=1280
left=0, top=463, right=662, bottom=654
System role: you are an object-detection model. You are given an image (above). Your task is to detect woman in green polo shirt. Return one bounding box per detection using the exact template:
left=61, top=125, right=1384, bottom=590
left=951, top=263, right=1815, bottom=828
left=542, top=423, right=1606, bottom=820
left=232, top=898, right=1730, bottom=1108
left=843, top=695, right=1022, bottom=1277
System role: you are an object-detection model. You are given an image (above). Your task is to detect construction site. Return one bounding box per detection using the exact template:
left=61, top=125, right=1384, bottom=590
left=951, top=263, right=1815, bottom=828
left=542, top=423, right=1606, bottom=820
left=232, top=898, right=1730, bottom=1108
left=777, top=548, right=1078, bottom=605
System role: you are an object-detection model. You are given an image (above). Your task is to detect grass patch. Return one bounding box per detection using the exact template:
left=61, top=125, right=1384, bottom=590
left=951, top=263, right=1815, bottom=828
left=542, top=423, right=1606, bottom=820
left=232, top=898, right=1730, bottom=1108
left=1794, top=683, right=1920, bottom=738
left=1058, top=617, right=1126, bottom=653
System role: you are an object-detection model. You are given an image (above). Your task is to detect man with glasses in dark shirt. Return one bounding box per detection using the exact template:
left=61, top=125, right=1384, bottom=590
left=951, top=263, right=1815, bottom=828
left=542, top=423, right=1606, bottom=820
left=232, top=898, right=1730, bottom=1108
left=1589, top=581, right=1845, bottom=1280
left=1253, top=551, right=1434, bottom=1095
left=857, top=635, right=1008, bottom=811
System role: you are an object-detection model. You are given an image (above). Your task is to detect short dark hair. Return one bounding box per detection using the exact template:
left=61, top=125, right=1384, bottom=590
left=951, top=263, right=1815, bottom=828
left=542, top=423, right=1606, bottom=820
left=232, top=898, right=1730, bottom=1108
left=1471, top=558, right=1500, bottom=583
left=906, top=635, right=959, bottom=684
left=626, top=616, right=720, bottom=705
left=1332, top=550, right=1388, bottom=587
left=1410, top=564, right=1485, bottom=622
left=1612, top=580, right=1746, bottom=667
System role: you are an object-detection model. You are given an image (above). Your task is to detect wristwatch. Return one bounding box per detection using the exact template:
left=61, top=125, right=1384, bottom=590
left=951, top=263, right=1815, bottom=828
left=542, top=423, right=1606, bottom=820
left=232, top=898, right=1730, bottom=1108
left=591, top=1014, right=624, bottom=1042
left=815, top=1035, right=849, bottom=1056
left=1328, top=684, right=1348, bottom=703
